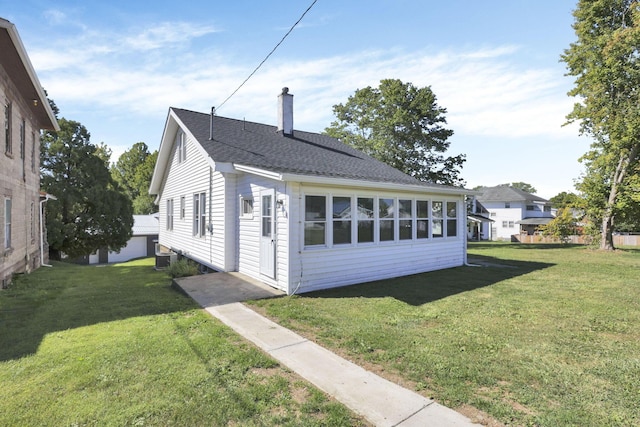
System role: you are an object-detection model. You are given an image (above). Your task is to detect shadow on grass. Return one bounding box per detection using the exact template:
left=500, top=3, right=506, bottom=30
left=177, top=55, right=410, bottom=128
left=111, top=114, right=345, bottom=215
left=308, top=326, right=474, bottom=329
left=0, top=261, right=197, bottom=361
left=299, top=256, right=554, bottom=306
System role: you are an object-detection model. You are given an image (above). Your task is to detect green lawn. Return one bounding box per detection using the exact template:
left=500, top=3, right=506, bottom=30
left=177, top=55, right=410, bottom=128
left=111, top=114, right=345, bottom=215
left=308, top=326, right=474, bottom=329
left=249, top=243, right=640, bottom=426
left=0, top=258, right=366, bottom=426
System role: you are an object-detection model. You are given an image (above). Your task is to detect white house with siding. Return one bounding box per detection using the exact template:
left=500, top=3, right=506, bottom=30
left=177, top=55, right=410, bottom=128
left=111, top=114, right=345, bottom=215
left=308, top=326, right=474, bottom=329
left=475, top=186, right=555, bottom=240
left=149, top=88, right=472, bottom=294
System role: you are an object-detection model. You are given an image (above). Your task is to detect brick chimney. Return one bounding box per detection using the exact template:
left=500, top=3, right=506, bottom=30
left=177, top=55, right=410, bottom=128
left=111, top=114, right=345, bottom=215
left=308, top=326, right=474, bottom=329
left=277, top=87, right=293, bottom=136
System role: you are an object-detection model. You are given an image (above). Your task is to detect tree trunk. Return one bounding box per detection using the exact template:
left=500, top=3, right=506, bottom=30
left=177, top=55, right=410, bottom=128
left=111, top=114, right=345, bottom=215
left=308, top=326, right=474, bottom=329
left=600, top=144, right=640, bottom=250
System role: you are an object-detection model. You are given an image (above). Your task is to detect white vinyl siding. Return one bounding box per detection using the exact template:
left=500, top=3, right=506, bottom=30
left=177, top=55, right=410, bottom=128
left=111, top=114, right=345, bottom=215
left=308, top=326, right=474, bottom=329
left=157, top=127, right=229, bottom=271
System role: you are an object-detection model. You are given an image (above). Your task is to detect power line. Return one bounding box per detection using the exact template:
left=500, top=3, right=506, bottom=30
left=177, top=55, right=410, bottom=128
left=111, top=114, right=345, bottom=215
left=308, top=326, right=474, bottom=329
left=216, top=0, right=318, bottom=111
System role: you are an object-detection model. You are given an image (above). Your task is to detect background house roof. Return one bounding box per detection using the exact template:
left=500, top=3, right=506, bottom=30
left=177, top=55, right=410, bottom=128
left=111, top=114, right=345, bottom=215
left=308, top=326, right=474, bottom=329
left=476, top=186, right=549, bottom=204
left=172, top=107, right=459, bottom=190
left=132, top=213, right=159, bottom=236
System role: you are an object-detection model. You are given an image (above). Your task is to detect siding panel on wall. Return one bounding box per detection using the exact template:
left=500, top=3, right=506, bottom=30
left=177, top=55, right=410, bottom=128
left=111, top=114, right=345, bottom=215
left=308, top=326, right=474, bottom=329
left=158, top=131, right=228, bottom=270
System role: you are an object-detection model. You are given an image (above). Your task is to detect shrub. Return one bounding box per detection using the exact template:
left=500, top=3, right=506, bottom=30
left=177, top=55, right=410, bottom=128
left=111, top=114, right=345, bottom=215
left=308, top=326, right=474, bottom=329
left=167, top=258, right=199, bottom=278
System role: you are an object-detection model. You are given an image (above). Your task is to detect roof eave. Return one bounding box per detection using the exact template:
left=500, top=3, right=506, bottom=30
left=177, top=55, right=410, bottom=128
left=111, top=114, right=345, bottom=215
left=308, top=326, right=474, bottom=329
left=1, top=18, right=59, bottom=131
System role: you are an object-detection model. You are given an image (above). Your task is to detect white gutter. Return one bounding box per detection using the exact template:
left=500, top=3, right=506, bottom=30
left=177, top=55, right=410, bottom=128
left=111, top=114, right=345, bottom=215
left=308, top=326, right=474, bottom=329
left=39, top=193, right=57, bottom=267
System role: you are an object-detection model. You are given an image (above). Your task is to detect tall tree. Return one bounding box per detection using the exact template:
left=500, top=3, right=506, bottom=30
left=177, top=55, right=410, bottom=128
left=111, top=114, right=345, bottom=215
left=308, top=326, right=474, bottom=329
left=325, top=79, right=466, bottom=186
left=501, top=182, right=537, bottom=194
left=562, top=0, right=640, bottom=249
left=41, top=118, right=133, bottom=259
left=111, top=142, right=158, bottom=214
left=549, top=191, right=584, bottom=209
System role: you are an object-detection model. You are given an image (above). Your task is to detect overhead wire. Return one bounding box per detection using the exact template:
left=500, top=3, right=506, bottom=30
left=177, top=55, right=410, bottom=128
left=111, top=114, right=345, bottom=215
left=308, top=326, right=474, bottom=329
left=215, top=0, right=318, bottom=112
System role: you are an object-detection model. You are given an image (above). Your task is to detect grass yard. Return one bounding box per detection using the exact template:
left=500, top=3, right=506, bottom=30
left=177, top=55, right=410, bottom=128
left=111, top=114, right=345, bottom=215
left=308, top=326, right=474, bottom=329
left=0, top=258, right=366, bottom=426
left=249, top=243, right=640, bottom=426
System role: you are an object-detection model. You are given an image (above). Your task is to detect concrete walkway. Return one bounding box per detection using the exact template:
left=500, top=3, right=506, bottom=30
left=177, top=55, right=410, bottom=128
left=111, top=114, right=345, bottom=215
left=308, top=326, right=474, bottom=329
left=175, top=273, right=481, bottom=427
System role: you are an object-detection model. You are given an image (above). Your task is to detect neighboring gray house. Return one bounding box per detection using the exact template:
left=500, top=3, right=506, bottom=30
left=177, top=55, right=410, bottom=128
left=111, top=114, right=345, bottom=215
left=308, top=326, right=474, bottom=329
left=150, top=88, right=472, bottom=295
left=77, top=214, right=159, bottom=265
left=476, top=186, right=555, bottom=240
left=1, top=18, right=59, bottom=288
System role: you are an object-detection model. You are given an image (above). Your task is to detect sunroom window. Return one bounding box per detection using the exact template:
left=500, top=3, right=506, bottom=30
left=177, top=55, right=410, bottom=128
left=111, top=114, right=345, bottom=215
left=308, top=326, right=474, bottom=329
left=304, top=196, right=326, bottom=246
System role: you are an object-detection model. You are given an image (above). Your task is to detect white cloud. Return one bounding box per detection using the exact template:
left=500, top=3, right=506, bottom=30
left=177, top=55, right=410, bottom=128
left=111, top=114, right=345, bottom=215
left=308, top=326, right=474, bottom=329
left=33, top=23, right=576, bottom=144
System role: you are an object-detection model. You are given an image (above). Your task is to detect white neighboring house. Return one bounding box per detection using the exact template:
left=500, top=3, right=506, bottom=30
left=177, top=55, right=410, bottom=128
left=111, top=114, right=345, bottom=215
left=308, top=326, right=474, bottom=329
left=475, top=186, right=555, bottom=241
left=84, top=214, right=159, bottom=264
left=149, top=88, right=473, bottom=295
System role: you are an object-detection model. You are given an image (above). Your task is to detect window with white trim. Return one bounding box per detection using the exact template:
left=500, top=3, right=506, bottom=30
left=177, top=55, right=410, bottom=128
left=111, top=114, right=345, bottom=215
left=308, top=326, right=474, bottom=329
left=332, top=196, right=351, bottom=245
left=4, top=198, right=11, bottom=249
left=193, top=192, right=207, bottom=237
left=240, top=196, right=254, bottom=218
left=432, top=201, right=443, bottom=238
left=399, top=199, right=413, bottom=240
left=166, top=198, right=173, bottom=230
left=180, top=196, right=185, bottom=220
left=379, top=198, right=395, bottom=241
left=176, top=131, right=186, bottom=163
left=446, top=201, right=458, bottom=237
left=357, top=197, right=374, bottom=243
left=304, top=195, right=326, bottom=246
left=416, top=200, right=429, bottom=239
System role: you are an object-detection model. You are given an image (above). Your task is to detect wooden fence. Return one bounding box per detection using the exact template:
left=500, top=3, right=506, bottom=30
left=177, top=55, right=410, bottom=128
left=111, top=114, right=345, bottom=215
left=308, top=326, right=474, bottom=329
left=512, top=234, right=640, bottom=246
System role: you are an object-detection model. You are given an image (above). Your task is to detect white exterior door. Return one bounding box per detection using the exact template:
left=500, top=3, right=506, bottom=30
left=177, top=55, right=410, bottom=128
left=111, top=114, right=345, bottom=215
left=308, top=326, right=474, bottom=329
left=259, top=190, right=276, bottom=279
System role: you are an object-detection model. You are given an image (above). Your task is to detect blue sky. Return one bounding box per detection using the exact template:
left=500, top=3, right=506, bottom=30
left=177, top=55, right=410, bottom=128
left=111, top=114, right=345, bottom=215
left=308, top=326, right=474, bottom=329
left=3, top=1, right=586, bottom=198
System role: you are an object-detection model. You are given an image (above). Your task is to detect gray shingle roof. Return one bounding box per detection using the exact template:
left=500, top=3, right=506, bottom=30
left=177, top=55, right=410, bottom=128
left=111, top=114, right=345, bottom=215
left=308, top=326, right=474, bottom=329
left=132, top=214, right=159, bottom=236
left=172, top=108, right=455, bottom=190
left=476, top=186, right=549, bottom=203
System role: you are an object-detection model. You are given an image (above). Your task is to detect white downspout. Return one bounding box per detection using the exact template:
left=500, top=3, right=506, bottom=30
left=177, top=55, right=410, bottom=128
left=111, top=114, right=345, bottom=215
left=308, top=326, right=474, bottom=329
left=39, top=194, right=56, bottom=267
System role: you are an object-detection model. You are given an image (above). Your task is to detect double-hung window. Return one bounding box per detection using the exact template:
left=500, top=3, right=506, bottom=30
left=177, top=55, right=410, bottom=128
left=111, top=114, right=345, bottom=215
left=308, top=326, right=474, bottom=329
left=176, top=131, right=186, bottom=163
left=446, top=201, right=458, bottom=237
left=19, top=119, right=25, bottom=160
left=416, top=200, right=429, bottom=239
left=399, top=199, right=413, bottom=240
left=193, top=192, right=207, bottom=237
left=4, top=102, right=11, bottom=155
left=4, top=198, right=11, bottom=249
left=166, top=198, right=174, bottom=230
left=304, top=196, right=326, bottom=246
left=379, top=198, right=395, bottom=241
left=332, top=196, right=352, bottom=245
left=357, top=197, right=374, bottom=243
left=432, top=201, right=443, bottom=238
left=30, top=132, right=36, bottom=172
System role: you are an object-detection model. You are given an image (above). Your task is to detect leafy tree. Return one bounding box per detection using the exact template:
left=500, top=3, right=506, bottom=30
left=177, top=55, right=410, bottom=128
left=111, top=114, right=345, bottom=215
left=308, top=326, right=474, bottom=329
left=562, top=0, right=640, bottom=249
left=41, top=118, right=133, bottom=260
left=550, top=191, right=584, bottom=209
left=325, top=78, right=466, bottom=186
left=541, top=207, right=578, bottom=243
left=111, top=142, right=158, bottom=214
left=500, top=182, right=537, bottom=194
